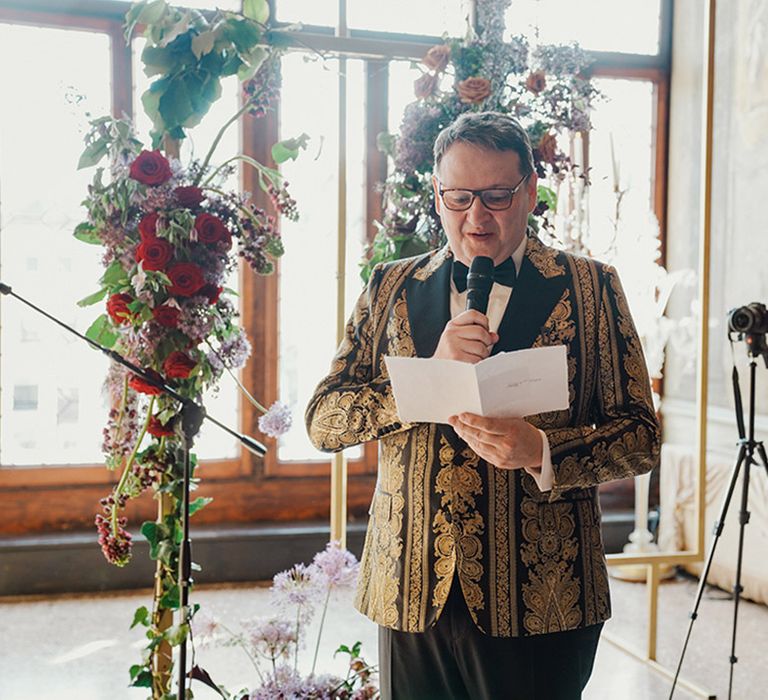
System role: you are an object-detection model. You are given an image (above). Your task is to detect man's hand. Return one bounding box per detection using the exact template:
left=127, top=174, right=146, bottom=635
left=448, top=413, right=543, bottom=469
left=432, top=310, right=499, bottom=363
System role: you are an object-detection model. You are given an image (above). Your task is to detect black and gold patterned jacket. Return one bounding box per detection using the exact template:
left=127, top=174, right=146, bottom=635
left=306, top=232, right=660, bottom=638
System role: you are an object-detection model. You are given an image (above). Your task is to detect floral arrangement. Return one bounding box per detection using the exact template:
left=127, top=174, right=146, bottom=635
left=190, top=542, right=378, bottom=699
left=362, top=0, right=599, bottom=280
left=74, top=1, right=306, bottom=696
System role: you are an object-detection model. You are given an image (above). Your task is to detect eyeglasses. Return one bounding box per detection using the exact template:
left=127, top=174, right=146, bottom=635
left=438, top=174, right=528, bottom=212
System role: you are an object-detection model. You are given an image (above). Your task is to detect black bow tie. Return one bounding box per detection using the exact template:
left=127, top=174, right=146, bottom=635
left=452, top=257, right=517, bottom=293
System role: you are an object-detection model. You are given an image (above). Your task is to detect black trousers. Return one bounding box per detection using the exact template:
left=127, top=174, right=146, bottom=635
left=378, top=581, right=603, bottom=700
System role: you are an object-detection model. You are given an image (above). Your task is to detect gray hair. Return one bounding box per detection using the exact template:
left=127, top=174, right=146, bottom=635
left=433, top=111, right=535, bottom=177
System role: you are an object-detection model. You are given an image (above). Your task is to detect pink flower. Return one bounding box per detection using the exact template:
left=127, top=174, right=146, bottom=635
left=311, top=541, right=359, bottom=588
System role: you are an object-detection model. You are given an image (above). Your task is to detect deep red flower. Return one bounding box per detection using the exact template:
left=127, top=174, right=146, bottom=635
left=138, top=212, right=160, bottom=240
left=163, top=351, right=196, bottom=379
left=174, top=186, right=205, bottom=209
left=106, top=293, right=134, bottom=325
left=166, top=262, right=206, bottom=297
left=128, top=369, right=165, bottom=395
left=129, top=150, right=173, bottom=186
left=200, top=283, right=223, bottom=305
left=136, top=237, right=173, bottom=271
left=147, top=414, right=176, bottom=437
left=152, top=304, right=180, bottom=328
left=194, top=213, right=228, bottom=244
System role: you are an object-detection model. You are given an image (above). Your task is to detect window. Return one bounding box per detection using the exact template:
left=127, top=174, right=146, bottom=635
left=0, top=0, right=672, bottom=534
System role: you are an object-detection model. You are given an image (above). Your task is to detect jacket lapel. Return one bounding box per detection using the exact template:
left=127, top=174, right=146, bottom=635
left=493, top=234, right=569, bottom=354
left=405, top=247, right=453, bottom=358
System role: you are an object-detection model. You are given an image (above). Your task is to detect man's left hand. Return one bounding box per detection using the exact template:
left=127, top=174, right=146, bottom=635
left=448, top=413, right=543, bottom=470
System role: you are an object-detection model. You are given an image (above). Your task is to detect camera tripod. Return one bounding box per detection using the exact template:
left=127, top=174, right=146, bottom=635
left=669, top=344, right=768, bottom=699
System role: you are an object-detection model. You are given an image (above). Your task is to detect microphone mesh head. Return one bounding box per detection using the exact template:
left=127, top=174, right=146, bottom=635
left=467, top=256, right=494, bottom=287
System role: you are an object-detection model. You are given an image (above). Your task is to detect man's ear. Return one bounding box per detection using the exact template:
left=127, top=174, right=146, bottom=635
left=432, top=174, right=442, bottom=215
left=526, top=172, right=538, bottom=213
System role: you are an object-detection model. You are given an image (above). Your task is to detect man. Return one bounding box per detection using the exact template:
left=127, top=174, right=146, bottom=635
left=306, top=111, right=660, bottom=699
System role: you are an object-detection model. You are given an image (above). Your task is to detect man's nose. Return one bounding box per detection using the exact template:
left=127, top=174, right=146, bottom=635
left=466, top=194, right=493, bottom=222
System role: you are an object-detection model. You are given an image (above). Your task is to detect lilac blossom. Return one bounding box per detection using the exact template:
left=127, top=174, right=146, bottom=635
left=258, top=401, right=292, bottom=438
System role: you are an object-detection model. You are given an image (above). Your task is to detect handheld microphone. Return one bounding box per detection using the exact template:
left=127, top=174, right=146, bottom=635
left=465, top=256, right=494, bottom=314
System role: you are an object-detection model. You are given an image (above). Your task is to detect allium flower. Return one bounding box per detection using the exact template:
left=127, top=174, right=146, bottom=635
left=311, top=541, right=359, bottom=588
left=258, top=401, right=292, bottom=438
left=249, top=667, right=343, bottom=700
left=272, top=563, right=320, bottom=612
left=245, top=618, right=297, bottom=661
left=190, top=610, right=222, bottom=648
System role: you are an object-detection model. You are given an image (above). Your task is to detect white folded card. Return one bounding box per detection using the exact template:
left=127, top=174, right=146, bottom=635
left=385, top=345, right=569, bottom=424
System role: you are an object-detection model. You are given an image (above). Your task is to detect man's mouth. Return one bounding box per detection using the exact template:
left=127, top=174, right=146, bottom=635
left=465, top=231, right=494, bottom=238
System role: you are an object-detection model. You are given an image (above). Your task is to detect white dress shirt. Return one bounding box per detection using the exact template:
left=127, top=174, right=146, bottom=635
left=449, top=238, right=554, bottom=492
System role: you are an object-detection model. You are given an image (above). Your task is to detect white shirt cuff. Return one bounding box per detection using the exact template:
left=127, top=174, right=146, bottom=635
left=524, top=429, right=554, bottom=492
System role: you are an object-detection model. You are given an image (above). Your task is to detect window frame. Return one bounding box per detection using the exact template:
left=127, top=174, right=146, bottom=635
left=0, top=0, right=673, bottom=535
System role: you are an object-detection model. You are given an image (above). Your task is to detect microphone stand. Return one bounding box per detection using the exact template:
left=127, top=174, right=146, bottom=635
left=0, top=282, right=266, bottom=700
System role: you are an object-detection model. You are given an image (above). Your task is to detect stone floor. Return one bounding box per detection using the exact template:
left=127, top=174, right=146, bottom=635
left=0, top=572, right=766, bottom=699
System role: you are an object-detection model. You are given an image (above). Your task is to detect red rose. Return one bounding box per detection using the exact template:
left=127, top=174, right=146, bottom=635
left=106, top=293, right=134, bottom=325
left=136, top=237, right=173, bottom=271
left=167, top=262, right=206, bottom=297
left=163, top=351, right=196, bottom=379
left=194, top=213, right=228, bottom=244
left=128, top=369, right=165, bottom=395
left=129, top=150, right=173, bottom=186
left=200, top=283, right=222, bottom=305
left=147, top=415, right=176, bottom=437
left=152, top=304, right=180, bottom=328
left=174, top=186, right=205, bottom=209
left=219, top=228, right=232, bottom=251
left=138, top=213, right=160, bottom=240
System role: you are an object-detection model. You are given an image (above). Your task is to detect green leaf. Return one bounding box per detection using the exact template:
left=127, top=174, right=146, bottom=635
left=130, top=606, right=151, bottom=629
left=140, top=520, right=162, bottom=559
left=243, top=0, right=270, bottom=23
left=77, top=138, right=109, bottom=170
left=271, top=133, right=310, bottom=164
left=159, top=586, right=180, bottom=609
left=77, top=288, right=108, bottom=308
left=189, top=496, right=212, bottom=516
left=85, top=314, right=118, bottom=350
left=537, top=184, right=557, bottom=211
left=376, top=131, right=396, bottom=156
left=223, top=18, right=261, bottom=53
left=129, top=669, right=153, bottom=688
left=191, top=29, right=216, bottom=59
left=102, top=260, right=128, bottom=287
left=73, top=222, right=101, bottom=245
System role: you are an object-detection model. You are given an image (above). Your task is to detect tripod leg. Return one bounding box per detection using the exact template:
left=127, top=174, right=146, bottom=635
left=669, top=443, right=747, bottom=699
left=727, top=442, right=756, bottom=700
left=755, top=441, right=768, bottom=480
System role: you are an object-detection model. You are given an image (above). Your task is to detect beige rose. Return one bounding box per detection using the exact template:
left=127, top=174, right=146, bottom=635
left=525, top=70, right=547, bottom=95
left=457, top=77, right=492, bottom=104
left=414, top=72, right=439, bottom=100
left=422, top=44, right=451, bottom=73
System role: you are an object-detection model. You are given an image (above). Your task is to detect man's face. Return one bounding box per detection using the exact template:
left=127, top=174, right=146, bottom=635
left=432, top=141, right=537, bottom=267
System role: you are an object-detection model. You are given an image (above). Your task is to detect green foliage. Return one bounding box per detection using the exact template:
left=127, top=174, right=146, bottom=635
left=128, top=1, right=271, bottom=145
left=271, top=133, right=310, bottom=164
left=73, top=222, right=101, bottom=245
left=131, top=605, right=151, bottom=629
left=85, top=314, right=118, bottom=349
left=77, top=288, right=108, bottom=307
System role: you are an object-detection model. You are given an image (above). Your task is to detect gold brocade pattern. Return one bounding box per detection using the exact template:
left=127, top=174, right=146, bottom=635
left=406, top=424, right=434, bottom=631
left=432, top=436, right=485, bottom=621
left=490, top=467, right=513, bottom=636
left=520, top=479, right=581, bottom=634
left=386, top=294, right=416, bottom=360
left=525, top=234, right=566, bottom=278
left=413, top=245, right=452, bottom=281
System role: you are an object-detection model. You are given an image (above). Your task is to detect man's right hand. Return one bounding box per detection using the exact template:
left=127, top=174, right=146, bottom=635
left=432, top=310, right=499, bottom=363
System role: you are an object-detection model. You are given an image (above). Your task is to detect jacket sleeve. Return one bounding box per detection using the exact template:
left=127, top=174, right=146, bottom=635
left=305, top=265, right=410, bottom=453
left=544, top=264, right=661, bottom=501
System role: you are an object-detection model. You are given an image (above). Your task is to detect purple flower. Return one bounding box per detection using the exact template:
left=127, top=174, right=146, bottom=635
left=311, top=541, right=359, bottom=588
left=258, top=401, right=292, bottom=438
left=272, top=563, right=320, bottom=613
left=244, top=618, right=297, bottom=661
left=249, top=666, right=343, bottom=700
left=190, top=610, right=221, bottom=648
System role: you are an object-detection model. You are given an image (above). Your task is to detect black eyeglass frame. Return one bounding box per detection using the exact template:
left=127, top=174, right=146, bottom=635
left=437, top=174, right=529, bottom=211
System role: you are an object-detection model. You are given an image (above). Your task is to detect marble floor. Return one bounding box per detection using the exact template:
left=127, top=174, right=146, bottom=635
left=1, top=573, right=766, bottom=699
